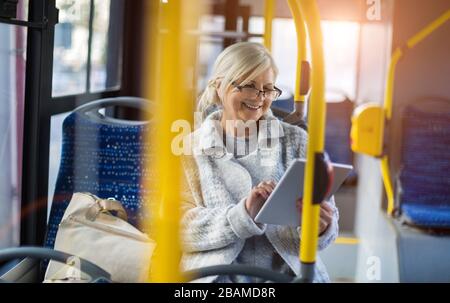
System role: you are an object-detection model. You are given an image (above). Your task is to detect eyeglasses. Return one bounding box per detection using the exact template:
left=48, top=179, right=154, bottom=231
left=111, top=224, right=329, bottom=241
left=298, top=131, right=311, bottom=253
left=231, top=82, right=282, bottom=101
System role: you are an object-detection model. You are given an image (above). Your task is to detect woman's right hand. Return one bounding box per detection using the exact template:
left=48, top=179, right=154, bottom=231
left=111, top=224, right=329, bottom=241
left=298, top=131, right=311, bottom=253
left=245, top=181, right=276, bottom=219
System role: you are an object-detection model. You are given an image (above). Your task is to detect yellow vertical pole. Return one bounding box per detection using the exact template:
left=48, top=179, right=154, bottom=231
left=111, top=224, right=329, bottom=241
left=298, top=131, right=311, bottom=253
left=297, top=0, right=326, bottom=282
left=264, top=0, right=275, bottom=51
left=143, top=0, right=200, bottom=282
left=384, top=48, right=402, bottom=121
left=380, top=47, right=401, bottom=216
left=287, top=0, right=307, bottom=103
left=380, top=156, right=395, bottom=215
left=152, top=0, right=183, bottom=282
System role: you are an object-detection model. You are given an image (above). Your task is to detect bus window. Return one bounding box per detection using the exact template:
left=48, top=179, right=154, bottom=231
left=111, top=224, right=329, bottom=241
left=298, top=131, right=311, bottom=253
left=321, top=21, right=359, bottom=101
left=197, top=15, right=226, bottom=93
left=52, top=0, right=122, bottom=97
left=48, top=0, right=124, bottom=214
left=0, top=22, right=27, bottom=249
left=246, top=16, right=360, bottom=102
left=52, top=0, right=90, bottom=97
left=90, top=0, right=122, bottom=92
left=255, top=17, right=360, bottom=102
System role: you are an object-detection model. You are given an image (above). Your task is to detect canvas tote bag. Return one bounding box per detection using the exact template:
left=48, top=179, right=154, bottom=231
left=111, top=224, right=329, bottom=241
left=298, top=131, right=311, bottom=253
left=44, top=192, right=155, bottom=282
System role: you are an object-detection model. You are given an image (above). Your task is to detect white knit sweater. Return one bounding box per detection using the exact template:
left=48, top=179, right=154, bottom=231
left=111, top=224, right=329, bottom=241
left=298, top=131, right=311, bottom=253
left=180, top=110, right=339, bottom=283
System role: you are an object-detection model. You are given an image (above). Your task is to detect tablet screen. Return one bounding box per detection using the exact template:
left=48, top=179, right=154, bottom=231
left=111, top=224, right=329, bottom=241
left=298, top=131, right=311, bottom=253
left=255, top=159, right=353, bottom=227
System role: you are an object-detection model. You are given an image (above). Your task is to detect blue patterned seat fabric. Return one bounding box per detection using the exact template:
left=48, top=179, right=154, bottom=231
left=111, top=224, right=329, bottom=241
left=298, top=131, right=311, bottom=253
left=272, top=96, right=355, bottom=167
left=45, top=109, right=154, bottom=249
left=400, top=102, right=450, bottom=228
left=325, top=99, right=354, bottom=166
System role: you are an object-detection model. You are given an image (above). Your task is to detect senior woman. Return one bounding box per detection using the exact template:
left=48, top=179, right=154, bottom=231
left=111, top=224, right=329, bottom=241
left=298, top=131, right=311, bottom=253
left=180, top=42, right=338, bottom=283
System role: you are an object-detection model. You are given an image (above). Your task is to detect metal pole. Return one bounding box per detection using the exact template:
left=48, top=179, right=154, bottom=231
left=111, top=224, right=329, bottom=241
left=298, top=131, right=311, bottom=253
left=297, top=0, right=326, bottom=283
left=145, top=0, right=202, bottom=282
left=264, top=0, right=275, bottom=51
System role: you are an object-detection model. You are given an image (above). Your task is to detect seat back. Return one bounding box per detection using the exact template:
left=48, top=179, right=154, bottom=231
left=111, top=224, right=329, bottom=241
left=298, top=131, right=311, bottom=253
left=45, top=97, right=155, bottom=249
left=325, top=98, right=354, bottom=166
left=399, top=99, right=450, bottom=228
left=271, top=94, right=355, bottom=167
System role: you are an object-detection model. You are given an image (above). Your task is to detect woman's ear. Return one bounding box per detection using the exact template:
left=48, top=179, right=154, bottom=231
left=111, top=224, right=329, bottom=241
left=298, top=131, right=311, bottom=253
left=214, top=79, right=221, bottom=90
left=214, top=79, right=223, bottom=100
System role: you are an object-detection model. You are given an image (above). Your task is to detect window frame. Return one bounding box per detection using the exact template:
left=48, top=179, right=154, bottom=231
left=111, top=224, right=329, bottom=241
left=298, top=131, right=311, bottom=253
left=13, top=0, right=126, bottom=246
left=51, top=0, right=125, bottom=113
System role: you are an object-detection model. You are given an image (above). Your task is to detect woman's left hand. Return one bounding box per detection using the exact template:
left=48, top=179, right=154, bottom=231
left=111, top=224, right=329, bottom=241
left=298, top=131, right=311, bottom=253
left=296, top=199, right=333, bottom=236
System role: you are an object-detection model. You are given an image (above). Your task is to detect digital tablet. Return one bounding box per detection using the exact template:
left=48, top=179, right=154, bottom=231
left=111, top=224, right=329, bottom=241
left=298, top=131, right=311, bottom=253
left=254, top=158, right=353, bottom=227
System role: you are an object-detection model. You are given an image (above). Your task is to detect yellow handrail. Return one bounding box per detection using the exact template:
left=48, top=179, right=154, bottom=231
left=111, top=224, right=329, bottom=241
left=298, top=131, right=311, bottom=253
left=150, top=0, right=183, bottom=282
left=406, top=10, right=450, bottom=49
left=145, top=0, right=200, bottom=282
left=287, top=0, right=308, bottom=103
left=381, top=47, right=402, bottom=215
left=264, top=0, right=275, bottom=51
left=383, top=48, right=403, bottom=120
left=297, top=0, right=326, bottom=281
left=385, top=9, right=450, bottom=118
left=381, top=156, right=395, bottom=215
left=381, top=9, right=449, bottom=215
left=145, top=0, right=329, bottom=283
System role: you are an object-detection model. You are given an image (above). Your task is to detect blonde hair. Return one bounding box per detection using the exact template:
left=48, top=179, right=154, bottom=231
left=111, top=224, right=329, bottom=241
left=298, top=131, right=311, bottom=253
left=197, top=42, right=279, bottom=117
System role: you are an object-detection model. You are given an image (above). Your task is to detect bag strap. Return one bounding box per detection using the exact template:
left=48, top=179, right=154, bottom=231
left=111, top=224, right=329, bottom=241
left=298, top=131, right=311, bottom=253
left=85, top=198, right=128, bottom=222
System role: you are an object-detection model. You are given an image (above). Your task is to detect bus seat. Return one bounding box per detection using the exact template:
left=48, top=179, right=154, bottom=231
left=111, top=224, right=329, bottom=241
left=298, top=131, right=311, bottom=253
left=325, top=97, right=354, bottom=166
left=271, top=93, right=295, bottom=113
left=44, top=97, right=154, bottom=250
left=271, top=94, right=356, bottom=179
left=399, top=99, right=450, bottom=229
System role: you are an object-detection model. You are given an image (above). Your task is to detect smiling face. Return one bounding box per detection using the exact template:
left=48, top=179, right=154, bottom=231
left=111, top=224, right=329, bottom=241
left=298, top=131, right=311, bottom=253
left=219, top=68, right=276, bottom=129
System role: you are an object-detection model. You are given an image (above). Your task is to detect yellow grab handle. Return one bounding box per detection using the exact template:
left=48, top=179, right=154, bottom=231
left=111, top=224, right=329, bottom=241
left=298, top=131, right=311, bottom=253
left=145, top=0, right=200, bottom=282
left=385, top=9, right=450, bottom=119
left=407, top=9, right=450, bottom=49
left=298, top=0, right=326, bottom=269
left=287, top=0, right=308, bottom=102
left=381, top=156, right=395, bottom=215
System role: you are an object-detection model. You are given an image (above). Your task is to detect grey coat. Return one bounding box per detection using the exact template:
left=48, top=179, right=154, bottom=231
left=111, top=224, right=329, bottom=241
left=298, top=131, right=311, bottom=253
left=180, top=110, right=339, bottom=282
